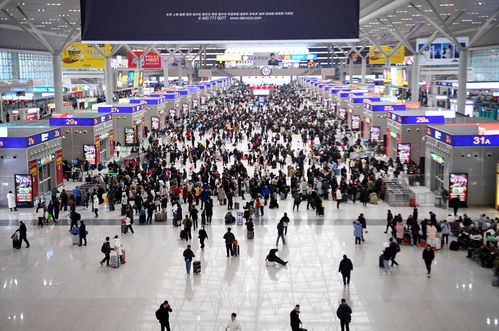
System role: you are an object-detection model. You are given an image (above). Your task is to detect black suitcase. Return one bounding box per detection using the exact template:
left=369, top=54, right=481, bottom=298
left=180, top=230, right=187, bottom=240
left=139, top=214, right=146, bottom=224
left=121, top=224, right=127, bottom=234
left=449, top=241, right=460, bottom=251
left=232, top=244, right=240, bottom=256
left=379, top=255, right=385, bottom=268
left=193, top=261, right=201, bottom=274
left=13, top=239, right=21, bottom=249
left=121, top=205, right=127, bottom=216
left=247, top=231, right=254, bottom=240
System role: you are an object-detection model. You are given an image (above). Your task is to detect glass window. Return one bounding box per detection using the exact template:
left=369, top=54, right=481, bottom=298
left=0, top=51, right=13, bottom=80
left=469, top=48, right=499, bottom=82
left=18, top=52, right=53, bottom=87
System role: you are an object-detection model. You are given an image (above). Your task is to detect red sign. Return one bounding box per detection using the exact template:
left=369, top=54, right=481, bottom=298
left=109, top=129, right=114, bottom=157
left=55, top=150, right=64, bottom=186
left=28, top=160, right=38, bottom=199
left=127, top=51, right=162, bottom=69
left=94, top=135, right=101, bottom=164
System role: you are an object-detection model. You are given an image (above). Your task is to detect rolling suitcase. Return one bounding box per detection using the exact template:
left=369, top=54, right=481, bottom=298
left=247, top=231, right=254, bottom=240
left=121, top=205, right=127, bottom=216
left=72, top=234, right=80, bottom=245
left=449, top=241, right=460, bottom=251
left=11, top=233, right=21, bottom=249
left=120, top=249, right=126, bottom=264
left=139, top=212, right=146, bottom=225
left=232, top=242, right=240, bottom=256
left=154, top=212, right=167, bottom=222
left=234, top=202, right=240, bottom=210
left=121, top=223, right=127, bottom=234
left=110, top=254, right=120, bottom=268
left=180, top=229, right=187, bottom=240
left=236, top=212, right=244, bottom=225
left=193, top=261, right=201, bottom=274
left=379, top=255, right=385, bottom=268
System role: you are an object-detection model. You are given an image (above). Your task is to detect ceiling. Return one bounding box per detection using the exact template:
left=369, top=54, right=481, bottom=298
left=0, top=0, right=497, bottom=54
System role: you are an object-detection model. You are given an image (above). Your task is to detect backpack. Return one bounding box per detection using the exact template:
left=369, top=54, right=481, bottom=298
left=155, top=308, right=161, bottom=320
left=74, top=212, right=81, bottom=221
left=71, top=226, right=80, bottom=235
left=101, top=242, right=107, bottom=253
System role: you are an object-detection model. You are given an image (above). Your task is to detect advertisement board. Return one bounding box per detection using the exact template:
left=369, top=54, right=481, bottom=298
left=370, top=126, right=381, bottom=141
left=417, top=37, right=468, bottom=65
left=81, top=0, right=360, bottom=43
left=62, top=43, right=111, bottom=68
left=151, top=116, right=160, bottom=130
left=83, top=145, right=97, bottom=165
left=368, top=46, right=405, bottom=64
left=192, top=99, right=199, bottom=108
left=339, top=108, right=346, bottom=120
left=200, top=96, right=207, bottom=105
left=351, top=115, right=360, bottom=130
left=124, top=128, right=135, bottom=146
left=128, top=51, right=162, bottom=69
left=182, top=104, right=189, bottom=112
left=397, top=143, right=411, bottom=164
left=449, top=173, right=468, bottom=207
left=14, top=174, right=33, bottom=208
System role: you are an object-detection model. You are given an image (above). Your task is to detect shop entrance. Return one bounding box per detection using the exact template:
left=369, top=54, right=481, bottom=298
left=38, top=163, right=54, bottom=195
left=432, top=161, right=445, bottom=193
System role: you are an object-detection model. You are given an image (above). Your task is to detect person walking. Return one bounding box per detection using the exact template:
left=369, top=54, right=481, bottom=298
left=155, top=300, right=173, bottom=331
left=280, top=213, right=290, bottom=235
left=276, top=220, right=286, bottom=246
left=441, top=220, right=451, bottom=246
left=182, top=215, right=193, bottom=241
left=79, top=221, right=87, bottom=246
left=382, top=246, right=392, bottom=274
left=450, top=196, right=460, bottom=216
left=338, top=255, right=353, bottom=287
left=384, top=210, right=393, bottom=233
left=92, top=194, right=99, bottom=218
left=290, top=304, right=306, bottom=331
left=292, top=192, right=301, bottom=211
left=225, top=312, right=241, bottom=331
left=100, top=237, right=112, bottom=266
left=190, top=205, right=199, bottom=230
left=336, top=298, right=352, bottom=331
left=7, top=191, right=17, bottom=212
left=353, top=221, right=363, bottom=245
left=183, top=244, right=195, bottom=275
left=388, top=237, right=400, bottom=267
left=422, top=244, right=435, bottom=278
left=335, top=188, right=342, bottom=209
left=124, top=212, right=135, bottom=234
left=223, top=227, right=235, bottom=257
left=16, top=221, right=29, bottom=248
left=198, top=226, right=208, bottom=249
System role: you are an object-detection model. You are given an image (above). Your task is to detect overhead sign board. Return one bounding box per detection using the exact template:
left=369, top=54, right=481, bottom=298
left=62, top=43, right=110, bottom=68
left=368, top=46, right=405, bottom=64
left=81, top=0, right=360, bottom=43
left=417, top=37, right=468, bottom=65
left=426, top=127, right=499, bottom=146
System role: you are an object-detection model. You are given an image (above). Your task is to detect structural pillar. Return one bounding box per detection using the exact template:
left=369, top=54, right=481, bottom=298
left=138, top=60, right=143, bottom=95
left=104, top=56, right=113, bottom=103
left=349, top=58, right=354, bottom=84
left=384, top=56, right=391, bottom=96
left=52, top=53, right=64, bottom=113
left=163, top=57, right=169, bottom=87
left=178, top=58, right=183, bottom=86
left=457, top=48, right=468, bottom=115
left=410, top=54, right=420, bottom=102
left=361, top=57, right=367, bottom=85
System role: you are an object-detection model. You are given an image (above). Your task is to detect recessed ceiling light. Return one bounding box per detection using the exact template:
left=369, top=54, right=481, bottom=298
left=440, top=3, right=454, bottom=6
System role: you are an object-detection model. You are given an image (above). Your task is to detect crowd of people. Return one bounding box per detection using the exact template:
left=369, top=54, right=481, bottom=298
left=10, top=82, right=499, bottom=329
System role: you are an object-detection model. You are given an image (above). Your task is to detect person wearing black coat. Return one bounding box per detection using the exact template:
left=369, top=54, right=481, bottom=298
left=384, top=210, right=393, bottom=233
left=338, top=255, right=353, bottom=286
left=336, top=299, right=352, bottom=331
left=422, top=245, right=435, bottom=278
left=290, top=305, right=304, bottom=331
left=100, top=237, right=111, bottom=266
left=16, top=221, right=29, bottom=248
left=223, top=228, right=235, bottom=257
left=276, top=221, right=286, bottom=246
left=198, top=226, right=208, bottom=249
left=266, top=248, right=287, bottom=266
left=155, top=300, right=173, bottom=331
left=79, top=221, right=87, bottom=246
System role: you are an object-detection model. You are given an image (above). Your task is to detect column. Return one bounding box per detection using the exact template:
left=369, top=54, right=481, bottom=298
left=178, top=58, right=182, bottom=86
left=105, top=56, right=113, bottom=103
left=384, top=55, right=391, bottom=96
left=348, top=58, right=353, bottom=84
left=138, top=60, right=143, bottom=95
left=52, top=53, right=63, bottom=113
left=457, top=48, right=468, bottom=115
left=163, top=57, right=169, bottom=87
left=361, top=57, right=367, bottom=85
left=410, top=54, right=420, bottom=102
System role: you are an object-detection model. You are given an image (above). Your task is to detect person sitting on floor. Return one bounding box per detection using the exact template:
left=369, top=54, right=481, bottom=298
left=266, top=248, right=288, bottom=266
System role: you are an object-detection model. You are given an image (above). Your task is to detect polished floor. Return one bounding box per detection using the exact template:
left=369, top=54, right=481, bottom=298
left=1, top=196, right=498, bottom=331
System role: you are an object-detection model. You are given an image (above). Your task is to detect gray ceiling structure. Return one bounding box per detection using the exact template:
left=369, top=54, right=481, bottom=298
left=0, top=0, right=497, bottom=61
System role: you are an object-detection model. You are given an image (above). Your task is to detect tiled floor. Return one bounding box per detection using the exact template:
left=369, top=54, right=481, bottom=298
left=1, top=196, right=498, bottom=331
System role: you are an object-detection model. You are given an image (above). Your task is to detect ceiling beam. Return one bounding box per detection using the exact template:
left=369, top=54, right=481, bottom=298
left=360, top=0, right=410, bottom=25
left=0, top=0, right=11, bottom=12
left=469, top=7, right=499, bottom=47
left=16, top=6, right=55, bottom=53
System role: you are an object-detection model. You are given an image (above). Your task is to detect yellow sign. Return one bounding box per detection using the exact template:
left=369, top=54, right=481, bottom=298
left=369, top=46, right=405, bottom=64
left=216, top=54, right=242, bottom=62
left=62, top=43, right=111, bottom=68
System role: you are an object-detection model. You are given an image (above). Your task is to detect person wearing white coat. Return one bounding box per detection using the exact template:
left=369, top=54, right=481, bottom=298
left=92, top=194, right=99, bottom=218
left=7, top=191, right=16, bottom=212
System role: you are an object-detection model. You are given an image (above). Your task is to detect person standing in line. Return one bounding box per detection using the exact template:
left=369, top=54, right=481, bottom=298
left=276, top=220, right=286, bottom=246
left=384, top=210, right=393, bottom=234
left=225, top=312, right=241, bottom=331
left=16, top=221, right=30, bottom=248
left=336, top=298, right=352, bottom=331
left=223, top=227, right=235, bottom=257
left=7, top=191, right=17, bottom=212
left=198, top=226, right=208, bottom=249
left=290, top=304, right=306, bottom=331
left=353, top=221, right=362, bottom=245
left=422, top=244, right=435, bottom=278
left=79, top=221, right=87, bottom=246
left=155, top=300, right=172, bottom=331
left=183, top=244, right=195, bottom=275
left=92, top=194, right=99, bottom=218
left=338, top=255, right=353, bottom=287
left=100, top=237, right=111, bottom=266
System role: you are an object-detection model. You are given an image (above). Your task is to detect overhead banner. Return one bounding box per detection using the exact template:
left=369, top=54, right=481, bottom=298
left=416, top=37, right=468, bottom=65
left=368, top=46, right=405, bottom=65
left=128, top=51, right=162, bottom=69
left=81, top=0, right=359, bottom=43
left=62, top=43, right=111, bottom=68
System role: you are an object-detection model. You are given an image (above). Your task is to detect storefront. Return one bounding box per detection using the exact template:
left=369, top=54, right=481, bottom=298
left=363, top=102, right=406, bottom=142
left=346, top=96, right=381, bottom=130
left=50, top=113, right=114, bottom=163
left=424, top=123, right=499, bottom=207
left=129, top=97, right=167, bottom=132
left=48, top=101, right=73, bottom=113
left=175, top=88, right=192, bottom=114
left=386, top=110, right=446, bottom=164
left=76, top=97, right=98, bottom=110
left=8, top=107, right=41, bottom=121
left=98, top=104, right=146, bottom=147
left=0, top=127, right=63, bottom=207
